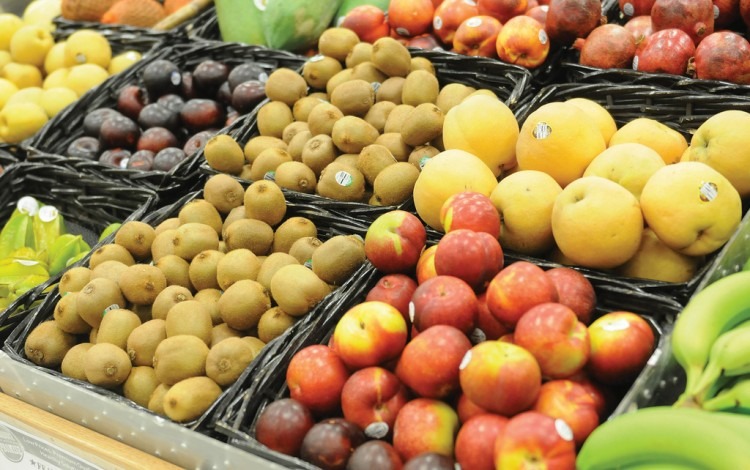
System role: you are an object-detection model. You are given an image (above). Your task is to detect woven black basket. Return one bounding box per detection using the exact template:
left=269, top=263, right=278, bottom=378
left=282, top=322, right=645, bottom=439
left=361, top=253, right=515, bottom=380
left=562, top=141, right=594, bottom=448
left=187, top=4, right=220, bottom=40
left=25, top=40, right=307, bottom=203
left=51, top=17, right=181, bottom=54
left=0, top=161, right=157, bottom=342
left=0, top=145, right=21, bottom=167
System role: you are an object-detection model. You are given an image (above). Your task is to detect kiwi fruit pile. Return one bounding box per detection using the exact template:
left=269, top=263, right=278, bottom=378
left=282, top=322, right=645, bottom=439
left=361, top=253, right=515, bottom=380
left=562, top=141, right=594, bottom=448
left=203, top=29, right=498, bottom=206
left=23, top=175, right=366, bottom=424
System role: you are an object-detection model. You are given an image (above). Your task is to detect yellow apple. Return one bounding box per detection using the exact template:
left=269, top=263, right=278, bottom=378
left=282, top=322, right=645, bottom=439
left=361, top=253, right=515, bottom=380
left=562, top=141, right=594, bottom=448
left=565, top=97, right=618, bottom=145
left=64, top=29, right=112, bottom=69
left=4, top=86, right=43, bottom=107
left=9, top=24, right=54, bottom=68
left=2, top=61, right=43, bottom=88
left=617, top=228, right=704, bottom=283
left=43, top=40, right=66, bottom=74
left=583, top=142, right=665, bottom=200
left=43, top=67, right=69, bottom=89
left=108, top=50, right=142, bottom=75
left=64, top=63, right=109, bottom=97
left=0, top=102, right=48, bottom=144
left=0, top=77, right=18, bottom=109
left=608, top=117, right=687, bottom=164
left=0, top=14, right=24, bottom=51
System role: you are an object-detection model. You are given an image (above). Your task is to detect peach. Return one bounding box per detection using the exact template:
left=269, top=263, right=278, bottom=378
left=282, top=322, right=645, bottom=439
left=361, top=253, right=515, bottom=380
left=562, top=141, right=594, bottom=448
left=341, top=366, right=410, bottom=437
left=455, top=413, right=509, bottom=470
left=440, top=190, right=502, bottom=237
left=411, top=275, right=478, bottom=334
left=545, top=266, right=596, bottom=325
left=494, top=411, right=577, bottom=469
left=434, top=229, right=504, bottom=291
left=416, top=244, right=438, bottom=284
left=587, top=311, right=656, bottom=385
left=365, top=210, right=427, bottom=274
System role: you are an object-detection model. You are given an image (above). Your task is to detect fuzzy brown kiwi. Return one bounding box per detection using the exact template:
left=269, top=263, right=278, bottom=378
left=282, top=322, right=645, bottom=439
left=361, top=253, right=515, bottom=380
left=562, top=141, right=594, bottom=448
left=331, top=116, right=379, bottom=154
left=53, top=292, right=91, bottom=334
left=148, top=383, right=171, bottom=416
left=257, top=307, right=297, bottom=343
left=114, top=221, right=155, bottom=261
left=151, top=228, right=177, bottom=262
left=257, top=101, right=294, bottom=139
left=96, top=308, right=142, bottom=350
left=272, top=217, right=318, bottom=254
left=89, top=243, right=135, bottom=270
left=307, top=102, right=344, bottom=137
left=203, top=134, right=244, bottom=175
left=282, top=121, right=310, bottom=145
left=178, top=199, right=223, bottom=236
left=217, top=279, right=271, bottom=331
left=83, top=343, right=132, bottom=389
left=152, top=334, right=209, bottom=385
left=165, top=300, right=213, bottom=345
left=61, top=343, right=94, bottom=381
left=205, top=337, right=258, bottom=387
left=172, top=223, right=220, bottom=261
left=364, top=101, right=396, bottom=133
left=317, top=161, right=367, bottom=202
left=241, top=336, right=266, bottom=357
left=436, top=82, right=475, bottom=114
left=76, top=277, right=126, bottom=329
left=311, top=235, right=367, bottom=285
left=59, top=266, right=92, bottom=295
left=371, top=37, right=412, bottom=77
left=154, top=255, right=192, bottom=290
left=274, top=161, right=318, bottom=194
left=408, top=144, right=440, bottom=170
left=270, top=264, right=331, bottom=317
left=293, top=96, right=326, bottom=122
left=24, top=320, right=77, bottom=367
left=243, top=135, right=287, bottom=164
left=410, top=56, right=435, bottom=74
left=224, top=218, right=274, bottom=255
left=249, top=147, right=293, bottom=182
left=357, top=144, right=398, bottom=186
left=118, top=264, right=167, bottom=306
left=287, top=129, right=312, bottom=162
left=402, top=70, right=439, bottom=106
left=244, top=180, right=287, bottom=226
left=400, top=102, right=445, bottom=147
left=163, top=376, right=222, bottom=423
left=350, top=61, right=388, bottom=84
left=318, top=27, right=360, bottom=61
left=346, top=42, right=373, bottom=68
left=151, top=285, right=193, bottom=321
left=301, top=134, right=338, bottom=177
left=325, top=68, right=354, bottom=96
left=194, top=288, right=222, bottom=325
left=203, top=174, right=244, bottom=214
left=123, top=366, right=160, bottom=408
left=330, top=79, right=375, bottom=118
left=376, top=76, right=405, bottom=104
left=256, top=252, right=300, bottom=291
left=188, top=249, right=224, bottom=291
left=375, top=132, right=412, bottom=162
left=264, top=68, right=308, bottom=106
left=309, top=91, right=329, bottom=100
left=216, top=248, right=262, bottom=291
left=288, top=236, right=322, bottom=265
left=90, top=259, right=128, bottom=285
left=383, top=104, right=415, bottom=135
left=373, top=161, right=421, bottom=206
left=432, top=132, right=445, bottom=151
left=302, top=55, right=343, bottom=90
left=154, top=217, right=180, bottom=236
left=240, top=163, right=254, bottom=181
left=335, top=153, right=360, bottom=168
left=221, top=206, right=246, bottom=239
left=211, top=323, right=243, bottom=347
left=89, top=327, right=97, bottom=343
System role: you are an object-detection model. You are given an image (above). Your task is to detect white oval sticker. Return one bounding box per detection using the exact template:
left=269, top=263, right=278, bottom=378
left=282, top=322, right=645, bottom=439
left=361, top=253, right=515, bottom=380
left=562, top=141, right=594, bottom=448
left=335, top=171, right=353, bottom=187
left=623, top=2, right=634, bottom=16
left=699, top=181, right=718, bottom=202
left=459, top=350, right=472, bottom=370
left=433, top=16, right=443, bottom=31
left=409, top=301, right=416, bottom=323
left=38, top=205, right=59, bottom=223
left=538, top=29, right=548, bottom=45
left=533, top=121, right=552, bottom=139
left=555, top=419, right=574, bottom=441
left=17, top=196, right=39, bottom=216
left=396, top=27, right=411, bottom=36
left=602, top=318, right=631, bottom=332
left=364, top=422, right=389, bottom=439
left=714, top=5, right=720, bottom=19
left=632, top=55, right=639, bottom=71
left=466, top=17, right=482, bottom=28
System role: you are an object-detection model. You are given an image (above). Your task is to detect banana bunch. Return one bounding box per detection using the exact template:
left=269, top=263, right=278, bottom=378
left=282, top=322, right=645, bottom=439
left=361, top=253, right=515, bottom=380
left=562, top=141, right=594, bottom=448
left=577, top=406, right=750, bottom=469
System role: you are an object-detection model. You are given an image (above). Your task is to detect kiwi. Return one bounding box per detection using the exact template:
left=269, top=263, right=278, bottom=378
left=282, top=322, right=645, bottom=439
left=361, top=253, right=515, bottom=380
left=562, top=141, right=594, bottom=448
left=376, top=76, right=405, bottom=104
left=153, top=334, right=210, bottom=385
left=205, top=336, right=258, bottom=387
left=330, top=79, right=375, bottom=118
left=119, top=264, right=167, bottom=306
left=307, top=102, right=344, bottom=136
left=24, top=320, right=78, bottom=367
left=89, top=327, right=98, bottom=343
left=221, top=206, right=246, bottom=239
left=151, top=228, right=177, bottom=263
left=61, top=342, right=94, bottom=381
left=264, top=68, right=308, bottom=106
left=256, top=252, right=301, bottom=291
left=346, top=42, right=373, bottom=68
left=123, top=366, right=160, bottom=409
left=59, top=266, right=92, bottom=295
left=401, top=103, right=445, bottom=147
left=258, top=101, right=294, bottom=139
left=243, top=135, right=287, bottom=164
left=373, top=161, right=421, bottom=206
left=163, top=376, right=222, bottom=423
left=89, top=243, right=135, bottom=270
left=375, top=132, right=412, bottom=162
left=331, top=116, right=379, bottom=154
left=357, top=144, right=398, bottom=186
left=287, top=129, right=312, bottom=162
left=410, top=56, right=435, bottom=74
left=244, top=180, right=287, bottom=226
left=293, top=96, right=326, bottom=122
left=172, top=223, right=220, bottom=261
left=282, top=121, right=310, bottom=145
left=91, top=259, right=128, bottom=284
left=76, top=277, right=126, bottom=329
left=54, top=291, right=91, bottom=334
left=350, top=61, right=388, bottom=84
left=383, top=104, right=415, bottom=135
left=318, top=27, right=361, bottom=61
left=364, top=101, right=396, bottom=133
left=155, top=254, right=192, bottom=290
left=408, top=144, right=441, bottom=170
left=211, top=323, right=243, bottom=347
left=326, top=68, right=354, bottom=96
left=301, top=134, right=338, bottom=177
left=224, top=218, right=274, bottom=255
left=148, top=383, right=171, bottom=416
left=271, top=217, right=317, bottom=254
left=250, top=147, right=293, bottom=182
left=218, top=279, right=271, bottom=331
left=204, top=134, right=244, bottom=175
left=126, top=318, right=167, bottom=367
left=179, top=199, right=223, bottom=236
left=432, top=132, right=445, bottom=151
left=335, top=153, right=359, bottom=168
left=151, top=285, right=193, bottom=321
left=402, top=70, right=440, bottom=106
left=317, top=161, right=367, bottom=202
left=203, top=174, right=244, bottom=214
left=194, top=288, right=223, bottom=325
left=241, top=336, right=266, bottom=357
left=302, top=55, right=343, bottom=90
left=270, top=264, right=331, bottom=317
left=154, top=218, right=180, bottom=236
left=214, top=249, right=260, bottom=291
left=288, top=236, right=322, bottom=265
left=131, top=303, right=152, bottom=324
left=96, top=308, right=142, bottom=350
left=113, top=221, right=155, bottom=261
left=258, top=307, right=297, bottom=343
left=312, top=235, right=367, bottom=285
left=274, top=161, right=318, bottom=194
left=371, top=37, right=412, bottom=77
left=436, top=82, right=475, bottom=114
left=84, top=343, right=132, bottom=389
left=188, top=249, right=224, bottom=291
left=165, top=300, right=213, bottom=345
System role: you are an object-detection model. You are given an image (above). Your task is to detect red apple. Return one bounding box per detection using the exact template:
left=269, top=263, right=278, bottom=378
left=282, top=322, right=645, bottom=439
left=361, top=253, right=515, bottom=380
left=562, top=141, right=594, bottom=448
left=408, top=33, right=444, bottom=49
left=453, top=15, right=503, bottom=58
left=526, top=4, right=549, bottom=23
left=486, top=261, right=559, bottom=328
left=456, top=392, right=489, bottom=423
left=286, top=345, right=350, bottom=417
left=458, top=340, right=542, bottom=416
left=392, top=398, right=460, bottom=461
left=566, top=370, right=609, bottom=418
left=495, top=14, right=550, bottom=69
left=514, top=302, right=590, bottom=379
left=330, top=301, right=409, bottom=370
left=416, top=244, right=438, bottom=284
left=434, top=229, right=504, bottom=291
left=455, top=413, right=509, bottom=470
left=586, top=311, right=656, bottom=385
left=478, top=0, right=528, bottom=22
left=533, top=379, right=600, bottom=448
left=545, top=266, right=596, bottom=325
left=365, top=210, right=427, bottom=274
left=433, top=0, right=480, bottom=47
left=341, top=366, right=410, bottom=437
left=366, top=274, right=419, bottom=326
left=499, top=332, right=515, bottom=343
left=440, top=190, right=502, bottom=237
left=410, top=275, right=478, bottom=334
left=348, top=440, right=403, bottom=470
left=476, top=291, right=512, bottom=340
left=494, top=411, right=577, bottom=469
left=389, top=0, right=436, bottom=37
left=341, top=5, right=391, bottom=43
left=255, top=398, right=315, bottom=457
left=395, top=325, right=473, bottom=399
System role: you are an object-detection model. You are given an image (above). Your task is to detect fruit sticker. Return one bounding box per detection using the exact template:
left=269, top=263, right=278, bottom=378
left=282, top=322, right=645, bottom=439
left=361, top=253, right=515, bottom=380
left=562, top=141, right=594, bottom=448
left=554, top=418, right=575, bottom=442
left=308, top=54, right=325, bottom=63
left=622, top=2, right=634, bottom=16
left=102, top=303, right=121, bottom=316
left=466, top=17, right=482, bottom=28
left=254, top=0, right=267, bottom=11
left=17, top=196, right=39, bottom=216
left=169, top=71, right=181, bottom=86
left=37, top=205, right=58, bottom=223
left=699, top=181, right=718, bottom=202
left=533, top=121, right=552, bottom=139
left=601, top=317, right=631, bottom=331
left=539, top=29, right=548, bottom=45
left=433, top=16, right=443, bottom=31
left=335, top=170, right=353, bottom=187
left=632, top=55, right=639, bottom=70
left=365, top=422, right=389, bottom=439
left=469, top=328, right=486, bottom=344
left=459, top=349, right=472, bottom=370
left=264, top=171, right=276, bottom=181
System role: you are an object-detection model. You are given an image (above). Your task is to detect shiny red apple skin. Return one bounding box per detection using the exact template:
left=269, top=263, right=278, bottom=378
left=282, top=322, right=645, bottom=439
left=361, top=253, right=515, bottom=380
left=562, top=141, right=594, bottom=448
left=365, top=210, right=427, bottom=274
left=545, top=266, right=596, bottom=325
left=455, top=413, right=509, bottom=470
left=486, top=261, right=559, bottom=328
left=392, top=398, right=460, bottom=462
left=533, top=379, right=600, bottom=448
left=286, top=345, right=350, bottom=417
left=494, top=411, right=577, bottom=470
left=341, top=366, right=410, bottom=436
left=410, top=275, right=479, bottom=334
left=366, top=274, right=419, bottom=326
left=586, top=311, right=656, bottom=385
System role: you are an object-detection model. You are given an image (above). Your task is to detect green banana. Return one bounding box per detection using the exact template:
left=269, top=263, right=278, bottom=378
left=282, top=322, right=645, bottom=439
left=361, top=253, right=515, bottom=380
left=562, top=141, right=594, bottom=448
left=577, top=406, right=750, bottom=470
left=702, top=376, right=750, bottom=412
left=670, top=270, right=750, bottom=397
left=33, top=204, right=65, bottom=264
left=47, top=234, right=85, bottom=276
left=215, top=0, right=266, bottom=45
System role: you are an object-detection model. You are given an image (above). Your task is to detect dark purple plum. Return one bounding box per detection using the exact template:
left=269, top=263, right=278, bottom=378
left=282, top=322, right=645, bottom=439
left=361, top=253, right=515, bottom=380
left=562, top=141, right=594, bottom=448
left=126, top=150, right=155, bottom=171
left=299, top=419, right=364, bottom=470
left=99, top=115, right=140, bottom=150
left=255, top=398, right=315, bottom=457
left=116, top=85, right=148, bottom=120
left=66, top=136, right=101, bottom=160
left=157, top=94, right=185, bottom=113
left=193, top=60, right=229, bottom=97
left=403, top=453, right=455, bottom=470
left=153, top=147, right=186, bottom=172
left=142, top=59, right=182, bottom=99
left=83, top=108, right=122, bottom=137
left=216, top=81, right=232, bottom=105
left=138, top=102, right=180, bottom=132
left=99, top=148, right=131, bottom=168
left=347, top=441, right=403, bottom=470
left=228, top=63, right=268, bottom=91
left=180, top=72, right=197, bottom=99
left=231, top=80, right=265, bottom=114
left=137, top=127, right=179, bottom=153
left=183, top=129, right=216, bottom=157
left=179, top=99, right=225, bottom=133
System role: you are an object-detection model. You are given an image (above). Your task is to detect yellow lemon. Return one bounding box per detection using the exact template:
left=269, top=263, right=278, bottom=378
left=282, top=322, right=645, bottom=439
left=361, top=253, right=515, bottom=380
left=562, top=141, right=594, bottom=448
left=9, top=24, right=54, bottom=68
left=0, top=102, right=48, bottom=144
left=108, top=50, right=142, bottom=75
left=608, top=117, right=687, bottom=164
left=0, top=14, right=24, bottom=51
left=43, top=40, right=66, bottom=74
left=0, top=78, right=19, bottom=109
left=1, top=62, right=43, bottom=88
left=64, top=63, right=108, bottom=97
left=64, top=29, right=112, bottom=69
left=4, top=86, right=44, bottom=107
left=583, top=143, right=666, bottom=200
left=565, top=97, right=618, bottom=145
left=40, top=86, right=78, bottom=117
left=43, top=67, right=69, bottom=89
